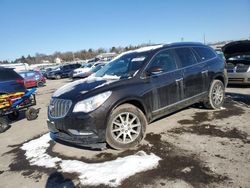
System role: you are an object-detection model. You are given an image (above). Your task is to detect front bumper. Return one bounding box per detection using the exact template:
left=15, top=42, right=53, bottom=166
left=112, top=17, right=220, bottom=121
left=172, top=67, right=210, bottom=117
left=47, top=105, right=108, bottom=146
left=228, top=72, right=250, bottom=84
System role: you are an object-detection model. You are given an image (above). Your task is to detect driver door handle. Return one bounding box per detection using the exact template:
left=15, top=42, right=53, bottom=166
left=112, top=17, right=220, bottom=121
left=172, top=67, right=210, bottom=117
left=175, top=78, right=183, bottom=82
left=201, top=70, right=208, bottom=74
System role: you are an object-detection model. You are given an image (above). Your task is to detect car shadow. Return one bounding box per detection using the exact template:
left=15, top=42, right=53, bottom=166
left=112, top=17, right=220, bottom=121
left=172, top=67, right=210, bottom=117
left=227, top=84, right=250, bottom=88
left=45, top=172, right=75, bottom=188
left=226, top=92, right=250, bottom=105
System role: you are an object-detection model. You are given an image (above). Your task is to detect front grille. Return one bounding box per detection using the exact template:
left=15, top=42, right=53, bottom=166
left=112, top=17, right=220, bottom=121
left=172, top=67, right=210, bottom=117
left=228, top=78, right=244, bottom=82
left=236, top=65, right=249, bottom=73
left=49, top=98, right=72, bottom=118
left=226, top=63, right=250, bottom=73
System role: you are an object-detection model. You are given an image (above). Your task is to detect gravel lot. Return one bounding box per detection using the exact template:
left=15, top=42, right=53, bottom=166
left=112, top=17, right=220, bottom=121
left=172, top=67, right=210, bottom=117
left=0, top=79, right=249, bottom=188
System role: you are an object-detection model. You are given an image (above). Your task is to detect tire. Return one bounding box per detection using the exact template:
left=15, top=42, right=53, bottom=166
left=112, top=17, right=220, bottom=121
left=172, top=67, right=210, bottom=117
left=7, top=110, right=20, bottom=121
left=203, top=79, right=225, bottom=109
left=55, top=75, right=61, bottom=79
left=25, top=107, right=38, bottom=121
left=0, top=117, right=10, bottom=133
left=37, top=81, right=44, bottom=87
left=106, top=103, right=147, bottom=150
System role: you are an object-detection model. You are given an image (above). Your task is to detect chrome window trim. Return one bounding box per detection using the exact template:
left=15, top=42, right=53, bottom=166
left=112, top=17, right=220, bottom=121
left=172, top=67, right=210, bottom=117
left=140, top=46, right=217, bottom=79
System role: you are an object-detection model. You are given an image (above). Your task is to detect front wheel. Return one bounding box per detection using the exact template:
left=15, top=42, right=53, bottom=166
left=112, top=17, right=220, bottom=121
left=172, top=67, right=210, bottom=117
left=203, top=80, right=225, bottom=109
left=25, top=107, right=39, bottom=121
left=106, top=104, right=147, bottom=150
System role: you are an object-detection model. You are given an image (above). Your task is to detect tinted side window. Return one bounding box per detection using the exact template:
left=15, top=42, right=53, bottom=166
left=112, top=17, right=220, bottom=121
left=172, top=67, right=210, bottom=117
left=147, top=49, right=177, bottom=73
left=193, top=47, right=216, bottom=61
left=175, top=48, right=197, bottom=67
left=63, top=65, right=70, bottom=70
left=0, top=69, right=22, bottom=81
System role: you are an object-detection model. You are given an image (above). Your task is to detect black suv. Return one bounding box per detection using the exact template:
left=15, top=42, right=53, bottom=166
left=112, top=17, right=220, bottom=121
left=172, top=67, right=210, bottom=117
left=0, top=67, right=26, bottom=94
left=47, top=63, right=81, bottom=79
left=47, top=42, right=228, bottom=150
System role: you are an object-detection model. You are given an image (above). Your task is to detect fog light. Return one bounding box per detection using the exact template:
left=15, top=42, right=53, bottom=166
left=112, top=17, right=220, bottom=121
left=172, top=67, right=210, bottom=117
left=68, top=129, right=94, bottom=136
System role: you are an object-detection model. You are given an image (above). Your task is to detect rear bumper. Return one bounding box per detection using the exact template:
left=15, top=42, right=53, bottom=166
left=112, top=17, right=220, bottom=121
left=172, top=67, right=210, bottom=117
left=228, top=72, right=250, bottom=84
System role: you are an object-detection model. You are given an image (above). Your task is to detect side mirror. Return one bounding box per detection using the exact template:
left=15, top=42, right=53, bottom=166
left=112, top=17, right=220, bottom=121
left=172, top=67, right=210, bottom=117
left=146, top=66, right=163, bottom=76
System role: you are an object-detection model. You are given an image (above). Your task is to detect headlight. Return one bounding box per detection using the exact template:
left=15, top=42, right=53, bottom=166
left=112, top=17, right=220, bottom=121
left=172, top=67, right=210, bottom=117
left=73, top=91, right=112, bottom=113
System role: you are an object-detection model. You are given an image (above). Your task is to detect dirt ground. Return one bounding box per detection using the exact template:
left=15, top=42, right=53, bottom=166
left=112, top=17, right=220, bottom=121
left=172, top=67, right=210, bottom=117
left=0, top=79, right=249, bottom=188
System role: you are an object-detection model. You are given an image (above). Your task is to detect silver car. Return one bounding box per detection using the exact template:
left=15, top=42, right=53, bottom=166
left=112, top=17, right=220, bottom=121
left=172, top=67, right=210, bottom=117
left=222, top=40, right=250, bottom=85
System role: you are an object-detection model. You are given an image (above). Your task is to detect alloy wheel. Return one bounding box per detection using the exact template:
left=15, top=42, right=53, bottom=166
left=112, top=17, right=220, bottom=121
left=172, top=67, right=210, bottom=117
left=111, top=112, right=141, bottom=144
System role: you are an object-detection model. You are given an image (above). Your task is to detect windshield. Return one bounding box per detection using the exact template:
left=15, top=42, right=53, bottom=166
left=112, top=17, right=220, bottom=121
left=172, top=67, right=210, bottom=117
left=95, top=52, right=149, bottom=78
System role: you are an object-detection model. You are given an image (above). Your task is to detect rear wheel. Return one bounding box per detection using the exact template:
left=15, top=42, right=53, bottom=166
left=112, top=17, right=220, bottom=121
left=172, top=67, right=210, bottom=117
left=0, top=117, right=10, bottom=133
left=25, top=107, right=38, bottom=121
left=37, top=81, right=44, bottom=87
left=204, top=79, right=225, bottom=109
left=106, top=104, right=147, bottom=150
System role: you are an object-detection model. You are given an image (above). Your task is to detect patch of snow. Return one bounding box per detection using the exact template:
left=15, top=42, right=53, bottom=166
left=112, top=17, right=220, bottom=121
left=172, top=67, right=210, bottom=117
left=60, top=151, right=161, bottom=187
left=131, top=57, right=146, bottom=62
left=94, top=80, right=117, bottom=89
left=134, top=45, right=163, bottom=52
left=52, top=76, right=104, bottom=97
left=21, top=134, right=161, bottom=187
left=102, top=74, right=120, bottom=80
left=110, top=45, right=163, bottom=62
left=21, top=134, right=61, bottom=168
left=181, top=166, right=193, bottom=173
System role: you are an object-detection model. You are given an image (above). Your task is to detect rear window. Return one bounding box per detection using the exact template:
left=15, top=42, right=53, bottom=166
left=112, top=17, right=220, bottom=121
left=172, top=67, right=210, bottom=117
left=175, top=48, right=197, bottom=67
left=193, top=47, right=216, bottom=61
left=0, top=69, right=22, bottom=81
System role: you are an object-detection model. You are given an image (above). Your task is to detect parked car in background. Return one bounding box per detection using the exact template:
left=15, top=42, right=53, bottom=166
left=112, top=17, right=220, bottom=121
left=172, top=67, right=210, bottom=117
left=222, top=40, right=250, bottom=85
left=71, top=62, right=105, bottom=78
left=0, top=67, right=26, bottom=94
left=48, top=42, right=227, bottom=150
left=18, top=70, right=46, bottom=88
left=47, top=64, right=81, bottom=79
left=215, top=49, right=226, bottom=60
left=72, top=63, right=105, bottom=80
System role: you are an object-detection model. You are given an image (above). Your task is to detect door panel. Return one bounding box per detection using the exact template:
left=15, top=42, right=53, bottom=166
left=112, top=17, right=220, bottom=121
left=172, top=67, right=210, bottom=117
left=175, top=47, right=207, bottom=99
left=144, top=49, right=183, bottom=113
left=149, top=70, right=183, bottom=111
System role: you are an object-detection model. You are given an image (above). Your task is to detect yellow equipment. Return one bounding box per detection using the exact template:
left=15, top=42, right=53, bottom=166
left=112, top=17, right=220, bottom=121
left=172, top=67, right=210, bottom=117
left=0, top=92, right=25, bottom=109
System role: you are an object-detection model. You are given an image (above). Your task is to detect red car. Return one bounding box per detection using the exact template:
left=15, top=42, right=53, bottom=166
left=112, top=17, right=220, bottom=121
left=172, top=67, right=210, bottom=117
left=18, top=70, right=46, bottom=88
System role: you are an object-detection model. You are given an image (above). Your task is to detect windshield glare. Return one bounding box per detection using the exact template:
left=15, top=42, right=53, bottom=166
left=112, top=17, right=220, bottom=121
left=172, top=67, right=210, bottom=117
left=95, top=52, right=149, bottom=78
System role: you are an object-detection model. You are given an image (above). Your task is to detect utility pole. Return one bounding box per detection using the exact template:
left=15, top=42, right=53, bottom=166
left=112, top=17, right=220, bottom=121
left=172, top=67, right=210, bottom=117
left=203, top=34, right=206, bottom=44
left=181, top=37, right=184, bottom=42
left=72, top=52, right=75, bottom=61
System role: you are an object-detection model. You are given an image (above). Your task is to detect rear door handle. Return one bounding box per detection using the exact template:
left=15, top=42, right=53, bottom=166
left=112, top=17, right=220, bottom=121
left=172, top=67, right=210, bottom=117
left=201, top=70, right=208, bottom=74
left=175, top=78, right=183, bottom=82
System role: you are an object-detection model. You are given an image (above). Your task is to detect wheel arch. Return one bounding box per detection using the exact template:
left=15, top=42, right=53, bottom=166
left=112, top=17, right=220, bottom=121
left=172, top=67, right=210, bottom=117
left=109, top=98, right=149, bottom=122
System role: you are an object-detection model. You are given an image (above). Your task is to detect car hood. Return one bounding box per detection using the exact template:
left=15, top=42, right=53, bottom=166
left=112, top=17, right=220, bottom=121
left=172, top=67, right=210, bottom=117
left=222, top=40, right=250, bottom=59
left=52, top=75, right=120, bottom=100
